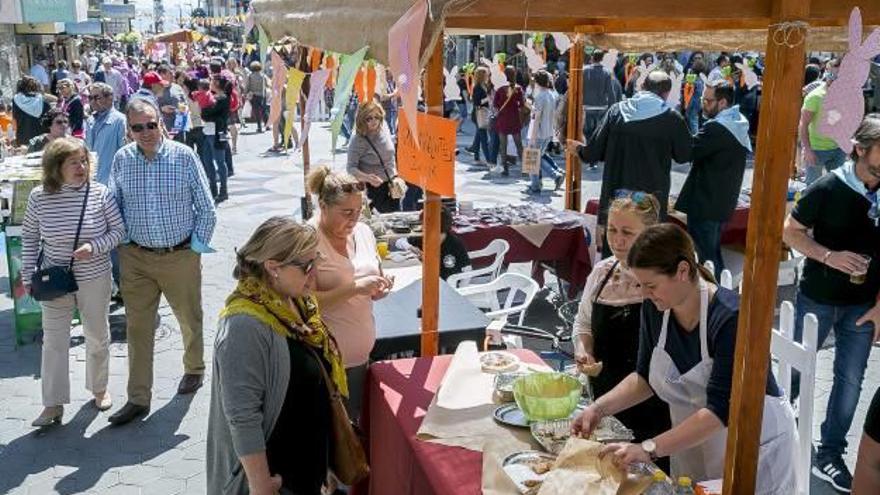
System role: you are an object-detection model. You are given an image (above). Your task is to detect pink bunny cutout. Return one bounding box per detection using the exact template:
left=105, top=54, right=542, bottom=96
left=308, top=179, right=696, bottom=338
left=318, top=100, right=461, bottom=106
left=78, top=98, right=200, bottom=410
left=818, top=7, right=880, bottom=153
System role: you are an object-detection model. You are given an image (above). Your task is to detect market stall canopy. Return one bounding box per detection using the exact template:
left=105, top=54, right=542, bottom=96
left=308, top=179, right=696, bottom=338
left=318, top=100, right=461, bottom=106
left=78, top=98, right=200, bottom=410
left=252, top=0, right=463, bottom=66
left=150, top=29, right=205, bottom=44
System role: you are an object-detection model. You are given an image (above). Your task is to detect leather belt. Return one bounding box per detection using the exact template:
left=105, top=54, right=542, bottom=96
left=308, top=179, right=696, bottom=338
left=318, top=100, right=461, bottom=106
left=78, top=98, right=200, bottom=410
left=131, top=237, right=191, bottom=254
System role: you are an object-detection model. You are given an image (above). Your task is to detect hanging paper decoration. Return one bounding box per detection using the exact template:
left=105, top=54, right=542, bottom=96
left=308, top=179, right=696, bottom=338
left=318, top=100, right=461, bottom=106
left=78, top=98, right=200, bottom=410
left=309, top=47, right=323, bottom=73
left=481, top=57, right=508, bottom=89
left=365, top=63, right=377, bottom=103
left=601, top=49, right=619, bottom=73
left=268, top=51, right=287, bottom=127
left=735, top=62, right=760, bottom=89
left=551, top=33, right=572, bottom=54
left=243, top=7, right=255, bottom=37
left=258, top=26, right=270, bottom=66
left=388, top=0, right=427, bottom=148
left=517, top=39, right=545, bottom=72
left=325, top=53, right=338, bottom=89
left=818, top=7, right=880, bottom=153
left=443, top=66, right=461, bottom=101
left=284, top=68, right=306, bottom=148
left=353, top=65, right=367, bottom=103
left=666, top=72, right=684, bottom=109
left=299, top=69, right=331, bottom=149
left=330, top=46, right=369, bottom=150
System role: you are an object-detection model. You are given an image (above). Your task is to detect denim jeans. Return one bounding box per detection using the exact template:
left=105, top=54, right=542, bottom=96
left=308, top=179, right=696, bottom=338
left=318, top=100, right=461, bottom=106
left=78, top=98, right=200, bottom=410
left=489, top=129, right=500, bottom=165
left=805, top=147, right=847, bottom=185
left=793, top=291, right=875, bottom=458
left=473, top=128, right=491, bottom=162
left=687, top=219, right=724, bottom=279
left=686, top=103, right=701, bottom=135
left=201, top=135, right=228, bottom=198
left=529, top=138, right=563, bottom=191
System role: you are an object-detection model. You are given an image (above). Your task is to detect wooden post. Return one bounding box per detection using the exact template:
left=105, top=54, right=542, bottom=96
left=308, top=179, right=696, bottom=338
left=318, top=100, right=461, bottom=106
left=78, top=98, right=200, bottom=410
left=299, top=97, right=313, bottom=220
left=723, top=0, right=808, bottom=493
left=420, top=39, right=444, bottom=357
left=564, top=36, right=584, bottom=211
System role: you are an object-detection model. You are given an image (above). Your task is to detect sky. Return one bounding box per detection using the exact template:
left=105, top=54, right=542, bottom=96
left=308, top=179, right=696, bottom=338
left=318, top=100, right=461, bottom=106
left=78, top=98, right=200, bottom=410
left=129, top=0, right=194, bottom=33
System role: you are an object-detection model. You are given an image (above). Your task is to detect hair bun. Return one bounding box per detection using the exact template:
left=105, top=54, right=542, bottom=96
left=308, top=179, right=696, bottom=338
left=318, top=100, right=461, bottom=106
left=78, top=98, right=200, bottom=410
left=306, top=165, right=331, bottom=195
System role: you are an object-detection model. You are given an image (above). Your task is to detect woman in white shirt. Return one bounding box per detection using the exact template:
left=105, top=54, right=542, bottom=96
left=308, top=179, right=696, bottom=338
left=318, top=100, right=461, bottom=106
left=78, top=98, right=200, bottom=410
left=307, top=166, right=393, bottom=420
left=572, top=190, right=671, bottom=455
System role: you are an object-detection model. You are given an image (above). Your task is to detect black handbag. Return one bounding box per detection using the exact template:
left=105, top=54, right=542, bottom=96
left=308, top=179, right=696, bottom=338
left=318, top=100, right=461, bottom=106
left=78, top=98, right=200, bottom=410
left=30, top=182, right=90, bottom=302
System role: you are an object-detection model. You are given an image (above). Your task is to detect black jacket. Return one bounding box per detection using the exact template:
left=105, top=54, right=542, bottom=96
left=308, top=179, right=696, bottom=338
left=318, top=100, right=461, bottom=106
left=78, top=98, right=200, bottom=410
left=675, top=121, right=749, bottom=222
left=579, top=103, right=692, bottom=225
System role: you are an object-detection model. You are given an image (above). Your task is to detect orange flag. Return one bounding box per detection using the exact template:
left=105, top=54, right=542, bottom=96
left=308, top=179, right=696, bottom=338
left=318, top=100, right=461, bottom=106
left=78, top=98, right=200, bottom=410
left=365, top=64, right=377, bottom=102
left=324, top=54, right=337, bottom=89
left=353, top=66, right=366, bottom=102
left=309, top=48, right=322, bottom=73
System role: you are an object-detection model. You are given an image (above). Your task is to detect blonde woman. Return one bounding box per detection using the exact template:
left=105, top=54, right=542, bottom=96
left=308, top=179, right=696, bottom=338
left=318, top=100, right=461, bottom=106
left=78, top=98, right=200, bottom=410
left=208, top=217, right=344, bottom=495
left=467, top=67, right=492, bottom=166
left=307, top=166, right=392, bottom=419
left=21, top=137, right=125, bottom=427
left=572, top=191, right=670, bottom=455
left=346, top=100, right=399, bottom=213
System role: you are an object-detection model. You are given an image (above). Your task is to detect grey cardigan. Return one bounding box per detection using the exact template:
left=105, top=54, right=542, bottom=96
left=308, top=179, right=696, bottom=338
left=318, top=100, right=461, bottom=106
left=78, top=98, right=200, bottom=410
left=207, top=314, right=291, bottom=495
left=346, top=126, right=397, bottom=180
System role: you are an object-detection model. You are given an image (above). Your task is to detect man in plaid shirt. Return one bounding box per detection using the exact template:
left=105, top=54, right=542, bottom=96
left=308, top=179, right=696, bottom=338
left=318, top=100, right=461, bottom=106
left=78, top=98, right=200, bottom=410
left=107, top=98, right=216, bottom=425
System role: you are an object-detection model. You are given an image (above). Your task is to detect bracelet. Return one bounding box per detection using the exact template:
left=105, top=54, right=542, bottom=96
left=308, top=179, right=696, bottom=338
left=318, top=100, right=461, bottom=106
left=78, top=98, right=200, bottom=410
left=821, top=250, right=833, bottom=266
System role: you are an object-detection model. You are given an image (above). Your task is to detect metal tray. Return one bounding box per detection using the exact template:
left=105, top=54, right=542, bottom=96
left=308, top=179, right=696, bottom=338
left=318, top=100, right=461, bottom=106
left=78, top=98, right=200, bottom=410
left=501, top=450, right=557, bottom=495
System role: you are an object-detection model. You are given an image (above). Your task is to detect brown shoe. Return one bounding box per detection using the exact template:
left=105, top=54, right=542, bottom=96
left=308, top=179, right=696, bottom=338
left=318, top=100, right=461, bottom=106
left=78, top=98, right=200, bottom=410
left=177, top=373, right=204, bottom=395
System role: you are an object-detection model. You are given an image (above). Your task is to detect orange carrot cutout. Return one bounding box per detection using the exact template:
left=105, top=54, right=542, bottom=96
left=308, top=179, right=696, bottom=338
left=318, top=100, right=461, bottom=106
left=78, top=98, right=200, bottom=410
left=353, top=66, right=367, bottom=102
left=683, top=82, right=694, bottom=111
left=365, top=64, right=377, bottom=102
left=310, top=48, right=322, bottom=73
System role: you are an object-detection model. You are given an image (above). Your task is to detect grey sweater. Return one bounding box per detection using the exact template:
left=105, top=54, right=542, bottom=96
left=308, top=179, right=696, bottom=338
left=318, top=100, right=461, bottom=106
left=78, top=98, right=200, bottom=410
left=346, top=126, right=397, bottom=180
left=207, top=314, right=291, bottom=495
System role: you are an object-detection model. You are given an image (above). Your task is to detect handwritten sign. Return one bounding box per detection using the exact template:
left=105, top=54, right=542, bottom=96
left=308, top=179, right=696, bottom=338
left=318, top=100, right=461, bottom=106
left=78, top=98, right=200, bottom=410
left=396, top=110, right=455, bottom=196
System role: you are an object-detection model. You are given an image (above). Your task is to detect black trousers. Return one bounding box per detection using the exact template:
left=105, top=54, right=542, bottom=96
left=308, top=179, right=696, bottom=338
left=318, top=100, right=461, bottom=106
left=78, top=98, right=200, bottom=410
left=366, top=182, right=400, bottom=213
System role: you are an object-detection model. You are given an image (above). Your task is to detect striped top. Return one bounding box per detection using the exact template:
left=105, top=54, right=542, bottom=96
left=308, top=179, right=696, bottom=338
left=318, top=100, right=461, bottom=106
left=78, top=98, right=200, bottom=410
left=21, top=182, right=126, bottom=284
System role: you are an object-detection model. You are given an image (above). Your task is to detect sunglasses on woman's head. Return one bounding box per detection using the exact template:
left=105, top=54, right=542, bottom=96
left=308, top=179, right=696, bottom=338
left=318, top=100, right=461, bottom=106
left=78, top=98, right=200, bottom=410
left=339, top=183, right=366, bottom=193
left=130, top=122, right=159, bottom=133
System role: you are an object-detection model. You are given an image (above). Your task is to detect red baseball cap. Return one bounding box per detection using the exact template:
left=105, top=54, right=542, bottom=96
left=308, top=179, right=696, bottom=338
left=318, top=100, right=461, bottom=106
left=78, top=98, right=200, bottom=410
left=142, top=71, right=169, bottom=87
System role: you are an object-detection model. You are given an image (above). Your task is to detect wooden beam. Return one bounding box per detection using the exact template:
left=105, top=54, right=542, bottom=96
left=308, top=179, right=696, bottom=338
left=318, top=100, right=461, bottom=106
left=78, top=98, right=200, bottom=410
left=420, top=39, right=444, bottom=357
left=564, top=36, right=584, bottom=211
left=722, top=0, right=808, bottom=493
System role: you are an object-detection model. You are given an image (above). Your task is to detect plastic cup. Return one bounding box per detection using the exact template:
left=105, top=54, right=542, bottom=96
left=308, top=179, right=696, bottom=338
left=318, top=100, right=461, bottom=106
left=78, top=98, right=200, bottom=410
left=376, top=241, right=389, bottom=260
left=851, top=255, right=871, bottom=285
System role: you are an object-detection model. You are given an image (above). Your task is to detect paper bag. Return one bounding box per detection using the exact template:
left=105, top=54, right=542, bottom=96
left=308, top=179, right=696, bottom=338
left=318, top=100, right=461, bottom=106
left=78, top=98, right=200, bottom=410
left=522, top=147, right=541, bottom=176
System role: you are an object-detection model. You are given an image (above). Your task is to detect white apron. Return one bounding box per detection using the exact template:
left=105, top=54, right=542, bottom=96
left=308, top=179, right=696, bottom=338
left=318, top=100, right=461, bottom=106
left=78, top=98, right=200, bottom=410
left=647, top=282, right=800, bottom=494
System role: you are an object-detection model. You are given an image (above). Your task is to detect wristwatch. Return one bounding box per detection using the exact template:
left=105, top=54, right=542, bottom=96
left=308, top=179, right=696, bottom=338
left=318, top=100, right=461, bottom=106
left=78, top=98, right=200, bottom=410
left=641, top=439, right=658, bottom=460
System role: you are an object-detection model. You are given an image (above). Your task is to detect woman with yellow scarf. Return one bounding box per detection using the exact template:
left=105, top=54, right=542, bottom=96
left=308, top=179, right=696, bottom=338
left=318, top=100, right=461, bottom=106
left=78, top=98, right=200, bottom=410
left=207, top=216, right=346, bottom=495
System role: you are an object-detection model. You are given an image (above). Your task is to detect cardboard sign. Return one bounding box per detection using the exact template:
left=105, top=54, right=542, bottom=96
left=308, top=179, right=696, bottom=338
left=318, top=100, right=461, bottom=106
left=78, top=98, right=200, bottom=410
left=396, top=110, right=455, bottom=196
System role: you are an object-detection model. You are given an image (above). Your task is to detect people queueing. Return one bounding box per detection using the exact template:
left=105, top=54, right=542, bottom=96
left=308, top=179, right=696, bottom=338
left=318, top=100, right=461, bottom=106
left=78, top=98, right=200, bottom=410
left=568, top=70, right=692, bottom=257
left=674, top=81, right=750, bottom=279
left=783, top=115, right=880, bottom=493
left=106, top=98, right=216, bottom=426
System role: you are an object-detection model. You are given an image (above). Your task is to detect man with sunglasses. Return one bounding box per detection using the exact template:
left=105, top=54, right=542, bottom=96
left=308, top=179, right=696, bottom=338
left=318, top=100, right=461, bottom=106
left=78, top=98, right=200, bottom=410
left=783, top=115, right=880, bottom=493
left=674, top=81, right=750, bottom=279
left=85, top=83, right=126, bottom=185
left=107, top=98, right=216, bottom=426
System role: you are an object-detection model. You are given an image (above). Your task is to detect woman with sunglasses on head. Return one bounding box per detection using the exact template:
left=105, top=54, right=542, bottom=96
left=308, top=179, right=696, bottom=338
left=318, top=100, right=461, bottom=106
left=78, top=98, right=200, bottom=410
left=347, top=100, right=401, bottom=213
left=26, top=107, right=70, bottom=154
left=208, top=217, right=343, bottom=495
left=307, top=166, right=392, bottom=421
left=573, top=224, right=798, bottom=494
left=571, top=191, right=671, bottom=464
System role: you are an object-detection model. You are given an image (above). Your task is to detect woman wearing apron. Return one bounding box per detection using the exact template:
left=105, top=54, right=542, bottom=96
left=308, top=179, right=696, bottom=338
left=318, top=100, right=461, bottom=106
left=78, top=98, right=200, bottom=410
left=573, top=224, right=799, bottom=494
left=572, top=192, right=671, bottom=453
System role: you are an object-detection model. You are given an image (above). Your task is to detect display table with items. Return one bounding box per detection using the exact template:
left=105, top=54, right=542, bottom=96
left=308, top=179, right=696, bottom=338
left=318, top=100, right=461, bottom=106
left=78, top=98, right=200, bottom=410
left=371, top=204, right=592, bottom=297
left=357, top=343, right=685, bottom=495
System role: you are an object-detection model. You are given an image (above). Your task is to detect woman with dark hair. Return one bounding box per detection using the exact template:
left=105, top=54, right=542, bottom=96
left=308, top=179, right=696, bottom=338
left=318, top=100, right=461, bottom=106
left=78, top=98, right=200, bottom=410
left=492, top=66, right=526, bottom=176
left=200, top=75, right=232, bottom=203
left=27, top=107, right=70, bottom=153
left=12, top=75, right=54, bottom=146
left=56, top=79, right=85, bottom=138
left=573, top=224, right=798, bottom=494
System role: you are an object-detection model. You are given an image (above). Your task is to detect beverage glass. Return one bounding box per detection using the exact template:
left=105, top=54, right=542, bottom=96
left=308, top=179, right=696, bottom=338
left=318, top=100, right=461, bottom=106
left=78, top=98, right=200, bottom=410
left=851, top=255, right=872, bottom=285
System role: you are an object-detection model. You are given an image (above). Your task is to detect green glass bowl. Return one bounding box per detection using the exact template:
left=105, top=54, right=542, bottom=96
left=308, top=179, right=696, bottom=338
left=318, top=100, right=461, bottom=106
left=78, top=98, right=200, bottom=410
left=513, top=372, right=582, bottom=421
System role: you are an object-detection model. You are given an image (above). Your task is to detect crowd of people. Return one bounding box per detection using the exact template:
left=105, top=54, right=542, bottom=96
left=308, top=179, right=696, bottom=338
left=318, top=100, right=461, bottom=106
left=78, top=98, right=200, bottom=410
left=4, top=43, right=880, bottom=495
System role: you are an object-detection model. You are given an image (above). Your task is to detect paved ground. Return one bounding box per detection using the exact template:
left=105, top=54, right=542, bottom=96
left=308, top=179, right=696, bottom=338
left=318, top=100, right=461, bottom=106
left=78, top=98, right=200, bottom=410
left=0, top=120, right=876, bottom=494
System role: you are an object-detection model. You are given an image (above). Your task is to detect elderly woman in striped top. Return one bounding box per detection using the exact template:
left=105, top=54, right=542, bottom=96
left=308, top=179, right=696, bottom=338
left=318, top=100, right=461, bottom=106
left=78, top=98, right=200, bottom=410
left=22, top=137, right=126, bottom=427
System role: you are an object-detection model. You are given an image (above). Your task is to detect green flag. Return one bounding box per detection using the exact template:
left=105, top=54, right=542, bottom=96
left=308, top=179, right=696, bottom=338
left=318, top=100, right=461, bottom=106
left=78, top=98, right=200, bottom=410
left=330, top=46, right=369, bottom=151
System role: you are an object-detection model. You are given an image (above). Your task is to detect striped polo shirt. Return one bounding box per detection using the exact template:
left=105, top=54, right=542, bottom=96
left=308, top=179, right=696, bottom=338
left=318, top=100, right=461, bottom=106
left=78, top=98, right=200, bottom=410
left=21, top=181, right=126, bottom=284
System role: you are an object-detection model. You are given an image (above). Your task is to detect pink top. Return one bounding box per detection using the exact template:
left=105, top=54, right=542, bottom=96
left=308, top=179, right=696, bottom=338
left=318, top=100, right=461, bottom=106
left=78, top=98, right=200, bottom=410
left=313, top=220, right=380, bottom=367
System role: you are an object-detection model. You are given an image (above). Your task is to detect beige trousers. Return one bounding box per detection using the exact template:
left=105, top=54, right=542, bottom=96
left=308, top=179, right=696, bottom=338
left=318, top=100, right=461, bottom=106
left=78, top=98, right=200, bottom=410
left=40, top=273, right=112, bottom=407
left=120, top=244, right=204, bottom=406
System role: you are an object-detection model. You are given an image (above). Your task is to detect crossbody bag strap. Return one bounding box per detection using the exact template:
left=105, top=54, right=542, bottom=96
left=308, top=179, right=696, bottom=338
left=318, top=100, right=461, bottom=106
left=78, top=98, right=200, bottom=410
left=68, top=182, right=90, bottom=270
left=497, top=87, right=515, bottom=114
left=363, top=135, right=393, bottom=182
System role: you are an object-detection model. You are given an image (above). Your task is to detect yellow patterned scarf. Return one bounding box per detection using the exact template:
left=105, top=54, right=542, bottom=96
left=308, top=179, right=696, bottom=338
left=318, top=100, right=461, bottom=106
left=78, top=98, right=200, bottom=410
left=219, top=277, right=348, bottom=397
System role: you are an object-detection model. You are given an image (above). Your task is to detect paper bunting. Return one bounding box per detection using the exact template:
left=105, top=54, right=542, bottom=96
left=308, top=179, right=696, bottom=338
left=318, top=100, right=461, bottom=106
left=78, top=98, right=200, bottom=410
left=258, top=25, right=270, bottom=66
left=268, top=51, right=287, bottom=127
left=388, top=0, right=427, bottom=148
left=299, top=69, right=331, bottom=149
left=283, top=68, right=306, bottom=148
left=330, top=46, right=369, bottom=150
left=243, top=7, right=255, bottom=36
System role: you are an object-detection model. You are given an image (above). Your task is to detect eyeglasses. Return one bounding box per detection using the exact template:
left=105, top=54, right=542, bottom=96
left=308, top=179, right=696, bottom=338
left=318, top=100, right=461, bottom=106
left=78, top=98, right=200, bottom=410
left=130, top=122, right=160, bottom=133
left=701, top=97, right=717, bottom=103
left=364, top=116, right=381, bottom=123
left=287, top=256, right=319, bottom=276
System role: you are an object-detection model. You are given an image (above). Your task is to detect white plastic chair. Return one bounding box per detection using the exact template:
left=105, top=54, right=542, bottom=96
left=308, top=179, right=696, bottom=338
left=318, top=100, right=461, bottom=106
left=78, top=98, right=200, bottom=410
left=457, top=272, right=540, bottom=326
left=447, top=238, right=510, bottom=289
left=771, top=301, right=819, bottom=495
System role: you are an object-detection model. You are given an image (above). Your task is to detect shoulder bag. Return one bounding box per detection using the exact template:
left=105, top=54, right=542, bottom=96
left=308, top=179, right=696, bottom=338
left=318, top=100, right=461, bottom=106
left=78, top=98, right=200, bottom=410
left=364, top=135, right=407, bottom=200
left=30, top=182, right=90, bottom=302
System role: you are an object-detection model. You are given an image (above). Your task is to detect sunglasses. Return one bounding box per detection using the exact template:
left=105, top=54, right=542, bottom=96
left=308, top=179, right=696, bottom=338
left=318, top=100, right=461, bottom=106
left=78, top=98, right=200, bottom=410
left=613, top=189, right=654, bottom=207
left=364, top=116, right=381, bottom=122
left=288, top=256, right=319, bottom=276
left=130, top=122, right=160, bottom=133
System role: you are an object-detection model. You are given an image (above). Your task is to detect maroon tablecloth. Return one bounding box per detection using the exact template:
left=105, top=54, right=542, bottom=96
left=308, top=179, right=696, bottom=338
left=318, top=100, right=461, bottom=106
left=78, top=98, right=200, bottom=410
left=584, top=199, right=750, bottom=247
left=453, top=224, right=592, bottom=295
left=355, top=350, right=544, bottom=495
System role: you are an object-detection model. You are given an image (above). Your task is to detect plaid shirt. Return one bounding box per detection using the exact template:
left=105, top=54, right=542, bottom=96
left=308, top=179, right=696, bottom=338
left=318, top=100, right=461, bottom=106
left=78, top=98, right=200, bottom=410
left=109, top=139, right=216, bottom=248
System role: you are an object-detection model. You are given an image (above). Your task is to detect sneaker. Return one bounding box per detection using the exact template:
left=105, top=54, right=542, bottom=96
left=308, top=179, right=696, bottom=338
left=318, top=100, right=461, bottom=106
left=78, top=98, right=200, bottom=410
left=812, top=455, right=852, bottom=493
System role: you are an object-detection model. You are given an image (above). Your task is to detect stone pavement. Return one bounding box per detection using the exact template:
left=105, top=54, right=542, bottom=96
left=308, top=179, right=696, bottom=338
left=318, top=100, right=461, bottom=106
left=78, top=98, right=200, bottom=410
left=0, top=120, right=876, bottom=494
